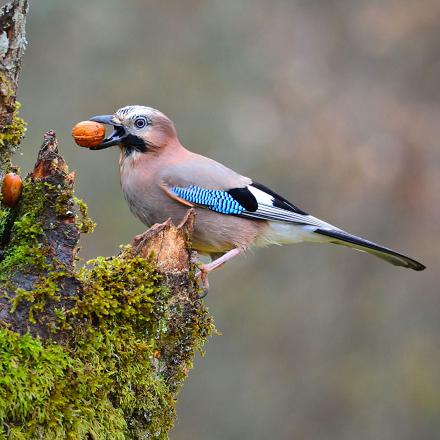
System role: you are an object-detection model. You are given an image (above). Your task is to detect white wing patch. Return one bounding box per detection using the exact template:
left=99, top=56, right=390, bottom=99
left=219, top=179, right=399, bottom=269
left=247, top=185, right=274, bottom=206
left=244, top=184, right=338, bottom=230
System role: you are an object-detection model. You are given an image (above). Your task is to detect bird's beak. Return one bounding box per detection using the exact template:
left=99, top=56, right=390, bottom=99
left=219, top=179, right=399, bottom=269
left=88, top=114, right=128, bottom=150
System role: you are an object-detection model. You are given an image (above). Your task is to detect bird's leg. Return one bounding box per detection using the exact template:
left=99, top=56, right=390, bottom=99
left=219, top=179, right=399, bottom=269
left=196, top=248, right=243, bottom=297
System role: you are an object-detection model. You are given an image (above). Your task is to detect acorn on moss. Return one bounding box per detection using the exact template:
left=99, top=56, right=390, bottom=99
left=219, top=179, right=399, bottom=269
left=1, top=172, right=23, bottom=207
left=72, top=121, right=106, bottom=148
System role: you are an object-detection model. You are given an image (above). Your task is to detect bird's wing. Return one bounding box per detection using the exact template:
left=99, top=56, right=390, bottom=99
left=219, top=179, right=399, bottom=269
left=165, top=179, right=336, bottom=229
left=164, top=179, right=425, bottom=271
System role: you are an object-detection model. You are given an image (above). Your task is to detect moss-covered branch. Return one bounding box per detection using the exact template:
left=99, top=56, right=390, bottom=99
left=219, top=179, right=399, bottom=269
left=0, top=132, right=214, bottom=439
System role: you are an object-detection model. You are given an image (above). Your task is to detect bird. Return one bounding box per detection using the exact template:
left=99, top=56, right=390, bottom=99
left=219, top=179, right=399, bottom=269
left=87, top=105, right=425, bottom=293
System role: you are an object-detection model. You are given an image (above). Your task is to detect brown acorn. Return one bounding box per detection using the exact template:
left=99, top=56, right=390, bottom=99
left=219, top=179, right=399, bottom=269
left=72, top=121, right=106, bottom=148
left=2, top=172, right=23, bottom=207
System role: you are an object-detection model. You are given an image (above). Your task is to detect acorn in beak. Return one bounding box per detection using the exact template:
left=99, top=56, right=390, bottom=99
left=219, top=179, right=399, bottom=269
left=88, top=115, right=128, bottom=150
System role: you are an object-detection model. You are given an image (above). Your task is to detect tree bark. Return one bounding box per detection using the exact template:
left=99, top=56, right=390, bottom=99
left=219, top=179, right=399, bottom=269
left=0, top=2, right=213, bottom=439
left=0, top=0, right=27, bottom=171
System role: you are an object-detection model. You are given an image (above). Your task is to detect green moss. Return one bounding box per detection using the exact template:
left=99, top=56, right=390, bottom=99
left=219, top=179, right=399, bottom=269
left=1, top=248, right=214, bottom=439
left=0, top=101, right=27, bottom=149
left=53, top=190, right=72, bottom=217
left=0, top=328, right=126, bottom=440
left=0, top=179, right=92, bottom=279
left=0, top=181, right=46, bottom=277
left=72, top=196, right=95, bottom=234
left=10, top=272, right=63, bottom=324
left=74, top=254, right=161, bottom=321
left=0, top=207, right=10, bottom=238
left=0, top=95, right=27, bottom=170
left=0, top=330, right=73, bottom=438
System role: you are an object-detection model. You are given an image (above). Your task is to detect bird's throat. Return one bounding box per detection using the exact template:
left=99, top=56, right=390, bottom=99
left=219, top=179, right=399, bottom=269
left=122, top=134, right=148, bottom=156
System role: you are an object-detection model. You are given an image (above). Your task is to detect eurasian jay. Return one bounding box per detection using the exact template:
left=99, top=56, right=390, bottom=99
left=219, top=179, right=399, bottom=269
left=88, top=105, right=425, bottom=291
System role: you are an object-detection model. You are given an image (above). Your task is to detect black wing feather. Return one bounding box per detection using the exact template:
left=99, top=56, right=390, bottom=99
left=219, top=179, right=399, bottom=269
left=316, top=229, right=426, bottom=271
left=227, top=187, right=258, bottom=212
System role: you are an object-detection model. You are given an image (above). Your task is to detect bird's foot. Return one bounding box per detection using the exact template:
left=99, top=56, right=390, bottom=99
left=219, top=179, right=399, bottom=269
left=194, top=248, right=244, bottom=298
left=195, top=266, right=210, bottom=298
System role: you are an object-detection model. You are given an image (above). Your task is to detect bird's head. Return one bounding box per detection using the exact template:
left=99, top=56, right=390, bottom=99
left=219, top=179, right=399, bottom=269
left=89, top=105, right=177, bottom=154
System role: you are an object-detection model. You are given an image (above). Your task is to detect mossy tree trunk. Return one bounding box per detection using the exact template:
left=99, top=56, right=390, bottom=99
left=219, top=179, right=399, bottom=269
left=0, top=2, right=213, bottom=439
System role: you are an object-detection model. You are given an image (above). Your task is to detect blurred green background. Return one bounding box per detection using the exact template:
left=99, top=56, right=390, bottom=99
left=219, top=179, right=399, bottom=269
left=12, top=0, right=440, bottom=438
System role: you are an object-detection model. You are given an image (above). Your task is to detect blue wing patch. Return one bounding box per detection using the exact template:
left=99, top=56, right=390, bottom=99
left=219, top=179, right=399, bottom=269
left=172, top=185, right=245, bottom=215
left=171, top=183, right=330, bottom=228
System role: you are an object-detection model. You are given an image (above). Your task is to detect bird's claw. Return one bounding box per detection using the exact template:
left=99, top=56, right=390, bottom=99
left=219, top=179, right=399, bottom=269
left=198, top=287, right=209, bottom=299
left=194, top=248, right=243, bottom=298
left=196, top=266, right=209, bottom=298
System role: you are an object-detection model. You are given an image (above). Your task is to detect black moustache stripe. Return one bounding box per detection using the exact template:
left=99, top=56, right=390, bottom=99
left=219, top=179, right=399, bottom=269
left=123, top=134, right=148, bottom=155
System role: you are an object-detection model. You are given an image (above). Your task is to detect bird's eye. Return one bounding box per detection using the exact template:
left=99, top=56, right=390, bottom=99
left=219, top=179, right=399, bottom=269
left=134, top=117, right=147, bottom=129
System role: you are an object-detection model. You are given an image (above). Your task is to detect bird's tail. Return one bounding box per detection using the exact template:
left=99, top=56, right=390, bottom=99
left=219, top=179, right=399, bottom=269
left=315, top=228, right=425, bottom=271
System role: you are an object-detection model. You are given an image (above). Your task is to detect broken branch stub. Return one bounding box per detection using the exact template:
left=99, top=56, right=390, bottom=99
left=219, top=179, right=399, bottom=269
left=131, top=208, right=196, bottom=273
left=0, top=131, right=81, bottom=337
